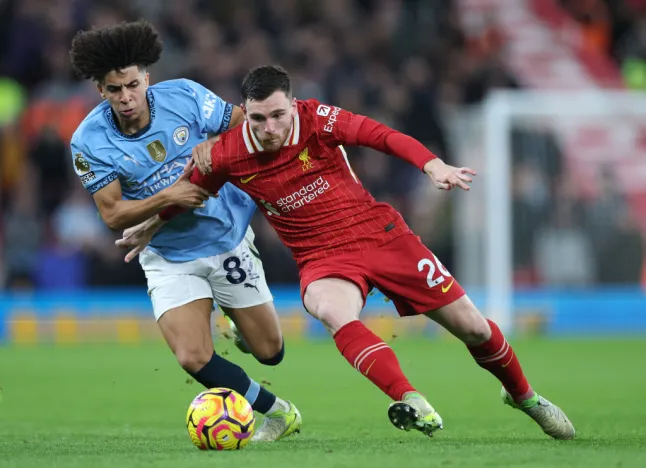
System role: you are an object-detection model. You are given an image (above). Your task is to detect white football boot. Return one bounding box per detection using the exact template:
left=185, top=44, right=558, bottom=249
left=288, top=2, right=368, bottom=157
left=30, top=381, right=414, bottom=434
left=502, top=387, right=575, bottom=440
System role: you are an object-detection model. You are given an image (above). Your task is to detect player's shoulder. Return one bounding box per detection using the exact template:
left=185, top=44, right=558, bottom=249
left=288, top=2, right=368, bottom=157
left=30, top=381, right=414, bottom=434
left=150, top=79, right=202, bottom=107
left=297, top=98, right=345, bottom=137
left=71, top=101, right=111, bottom=151
left=215, top=123, right=248, bottom=157
left=297, top=98, right=332, bottom=118
left=151, top=78, right=197, bottom=93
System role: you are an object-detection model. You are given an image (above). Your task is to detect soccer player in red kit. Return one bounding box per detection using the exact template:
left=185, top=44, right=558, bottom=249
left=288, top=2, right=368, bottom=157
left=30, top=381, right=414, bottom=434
left=121, top=65, right=575, bottom=440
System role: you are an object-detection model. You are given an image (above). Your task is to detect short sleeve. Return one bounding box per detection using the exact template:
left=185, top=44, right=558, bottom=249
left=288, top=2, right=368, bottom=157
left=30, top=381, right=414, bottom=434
left=183, top=79, right=233, bottom=135
left=70, top=139, right=118, bottom=195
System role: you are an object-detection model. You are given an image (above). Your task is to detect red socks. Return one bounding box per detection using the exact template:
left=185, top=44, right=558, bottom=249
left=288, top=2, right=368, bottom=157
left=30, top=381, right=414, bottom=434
left=468, top=319, right=533, bottom=403
left=334, top=318, right=532, bottom=404
left=334, top=320, right=416, bottom=401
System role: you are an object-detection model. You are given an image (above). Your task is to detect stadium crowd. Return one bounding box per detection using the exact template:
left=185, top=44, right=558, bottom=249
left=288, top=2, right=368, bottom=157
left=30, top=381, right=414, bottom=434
left=0, top=0, right=643, bottom=290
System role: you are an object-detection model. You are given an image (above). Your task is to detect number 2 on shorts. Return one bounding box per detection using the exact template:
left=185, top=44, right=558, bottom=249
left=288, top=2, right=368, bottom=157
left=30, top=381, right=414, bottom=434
left=418, top=254, right=452, bottom=288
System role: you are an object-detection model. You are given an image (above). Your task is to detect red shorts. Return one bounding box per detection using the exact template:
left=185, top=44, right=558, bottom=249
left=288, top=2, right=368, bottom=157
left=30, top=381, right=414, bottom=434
left=299, top=234, right=466, bottom=316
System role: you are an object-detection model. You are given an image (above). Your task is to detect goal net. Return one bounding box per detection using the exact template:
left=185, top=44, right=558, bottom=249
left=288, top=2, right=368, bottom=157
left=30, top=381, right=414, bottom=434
left=447, top=90, right=646, bottom=334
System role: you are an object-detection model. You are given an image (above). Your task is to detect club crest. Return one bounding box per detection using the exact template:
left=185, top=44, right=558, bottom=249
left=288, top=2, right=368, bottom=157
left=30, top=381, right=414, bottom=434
left=173, top=126, right=189, bottom=146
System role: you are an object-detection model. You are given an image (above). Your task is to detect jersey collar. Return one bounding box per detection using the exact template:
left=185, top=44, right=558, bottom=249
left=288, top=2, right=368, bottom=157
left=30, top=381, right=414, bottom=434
left=242, top=111, right=300, bottom=154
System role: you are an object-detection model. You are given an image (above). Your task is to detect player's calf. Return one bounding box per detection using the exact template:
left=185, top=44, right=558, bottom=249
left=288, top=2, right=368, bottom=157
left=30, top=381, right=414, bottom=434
left=428, top=296, right=535, bottom=403
left=304, top=278, right=419, bottom=401
left=158, top=299, right=288, bottom=416
left=225, top=314, right=284, bottom=364
left=189, top=351, right=281, bottom=413
left=175, top=346, right=213, bottom=374
left=169, top=335, right=283, bottom=415
left=467, top=319, right=535, bottom=403
left=426, top=295, right=491, bottom=346
left=175, top=340, right=293, bottom=422
left=222, top=303, right=284, bottom=363
left=225, top=315, right=253, bottom=354
left=256, top=340, right=284, bottom=366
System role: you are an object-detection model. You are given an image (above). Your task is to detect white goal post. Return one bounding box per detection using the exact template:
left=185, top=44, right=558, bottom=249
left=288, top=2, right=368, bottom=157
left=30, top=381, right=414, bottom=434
left=449, top=89, right=646, bottom=333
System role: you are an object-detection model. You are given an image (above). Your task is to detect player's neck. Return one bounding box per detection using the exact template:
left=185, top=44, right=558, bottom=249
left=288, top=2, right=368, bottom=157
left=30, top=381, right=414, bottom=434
left=115, top=101, right=151, bottom=136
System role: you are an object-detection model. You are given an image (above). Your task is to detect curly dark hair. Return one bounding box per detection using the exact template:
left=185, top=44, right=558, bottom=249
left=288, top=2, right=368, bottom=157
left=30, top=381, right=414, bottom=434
left=69, top=20, right=163, bottom=82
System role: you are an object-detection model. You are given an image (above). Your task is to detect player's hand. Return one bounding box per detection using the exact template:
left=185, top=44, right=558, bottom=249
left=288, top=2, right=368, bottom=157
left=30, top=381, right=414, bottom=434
left=115, top=215, right=166, bottom=263
left=183, top=157, right=195, bottom=173
left=423, top=159, right=477, bottom=192
left=192, top=136, right=219, bottom=175
left=163, top=170, right=211, bottom=208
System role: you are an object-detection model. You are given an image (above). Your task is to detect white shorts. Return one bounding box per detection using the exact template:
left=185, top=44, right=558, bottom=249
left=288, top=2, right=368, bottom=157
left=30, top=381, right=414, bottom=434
left=139, top=227, right=273, bottom=321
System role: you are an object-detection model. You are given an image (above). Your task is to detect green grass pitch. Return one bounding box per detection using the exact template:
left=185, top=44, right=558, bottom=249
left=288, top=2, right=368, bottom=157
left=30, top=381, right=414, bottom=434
left=1, top=338, right=645, bottom=467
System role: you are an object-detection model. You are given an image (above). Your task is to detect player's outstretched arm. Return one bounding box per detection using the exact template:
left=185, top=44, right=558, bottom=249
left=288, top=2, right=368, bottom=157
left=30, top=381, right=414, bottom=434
left=117, top=165, right=226, bottom=261
left=94, top=171, right=210, bottom=231
left=156, top=152, right=227, bottom=222
left=352, top=117, right=476, bottom=191
left=158, top=164, right=225, bottom=220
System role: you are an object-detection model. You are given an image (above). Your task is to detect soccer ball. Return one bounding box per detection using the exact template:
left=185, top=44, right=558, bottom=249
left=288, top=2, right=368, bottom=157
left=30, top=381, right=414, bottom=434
left=186, top=388, right=255, bottom=450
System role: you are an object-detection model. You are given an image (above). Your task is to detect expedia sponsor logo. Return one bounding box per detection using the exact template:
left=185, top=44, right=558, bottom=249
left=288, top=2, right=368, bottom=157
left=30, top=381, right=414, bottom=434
left=323, top=107, right=341, bottom=133
left=316, top=105, right=331, bottom=117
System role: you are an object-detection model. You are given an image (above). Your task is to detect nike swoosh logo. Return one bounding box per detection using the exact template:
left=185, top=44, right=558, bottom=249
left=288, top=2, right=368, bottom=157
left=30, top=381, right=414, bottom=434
left=364, top=359, right=377, bottom=376
left=441, top=279, right=455, bottom=294
left=501, top=355, right=514, bottom=368
left=240, top=174, right=258, bottom=184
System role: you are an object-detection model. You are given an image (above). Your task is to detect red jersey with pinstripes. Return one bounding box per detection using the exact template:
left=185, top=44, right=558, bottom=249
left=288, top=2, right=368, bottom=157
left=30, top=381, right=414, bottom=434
left=191, top=99, right=414, bottom=266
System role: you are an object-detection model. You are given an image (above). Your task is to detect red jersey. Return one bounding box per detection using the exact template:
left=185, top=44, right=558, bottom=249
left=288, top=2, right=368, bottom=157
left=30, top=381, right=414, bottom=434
left=182, top=99, right=436, bottom=266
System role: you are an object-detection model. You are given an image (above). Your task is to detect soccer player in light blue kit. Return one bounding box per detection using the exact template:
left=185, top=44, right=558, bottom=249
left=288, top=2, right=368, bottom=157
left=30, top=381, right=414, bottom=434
left=68, top=20, right=301, bottom=442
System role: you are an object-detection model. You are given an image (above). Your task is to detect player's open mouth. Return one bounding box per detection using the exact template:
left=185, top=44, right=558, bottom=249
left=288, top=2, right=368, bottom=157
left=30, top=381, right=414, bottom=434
left=120, top=109, right=135, bottom=117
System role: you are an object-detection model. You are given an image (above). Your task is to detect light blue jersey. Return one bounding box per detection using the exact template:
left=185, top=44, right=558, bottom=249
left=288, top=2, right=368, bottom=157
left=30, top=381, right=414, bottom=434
left=70, top=79, right=256, bottom=262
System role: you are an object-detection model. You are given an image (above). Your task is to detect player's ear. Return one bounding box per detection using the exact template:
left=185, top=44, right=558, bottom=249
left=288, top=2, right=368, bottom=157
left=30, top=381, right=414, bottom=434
left=241, top=103, right=247, bottom=116
left=144, top=71, right=150, bottom=87
left=97, top=82, right=105, bottom=100
left=291, top=96, right=297, bottom=114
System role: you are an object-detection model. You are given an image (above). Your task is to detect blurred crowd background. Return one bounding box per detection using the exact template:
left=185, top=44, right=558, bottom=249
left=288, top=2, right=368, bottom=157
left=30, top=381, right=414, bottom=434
left=1, top=0, right=645, bottom=291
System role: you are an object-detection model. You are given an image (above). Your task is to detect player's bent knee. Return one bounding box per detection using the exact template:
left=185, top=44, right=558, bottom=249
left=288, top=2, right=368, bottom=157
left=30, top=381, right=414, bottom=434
left=251, top=334, right=284, bottom=362
left=461, top=315, right=492, bottom=346
left=256, top=339, right=285, bottom=366
left=175, top=347, right=212, bottom=373
left=304, top=280, right=362, bottom=334
left=312, top=303, right=356, bottom=334
left=431, top=296, right=493, bottom=346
